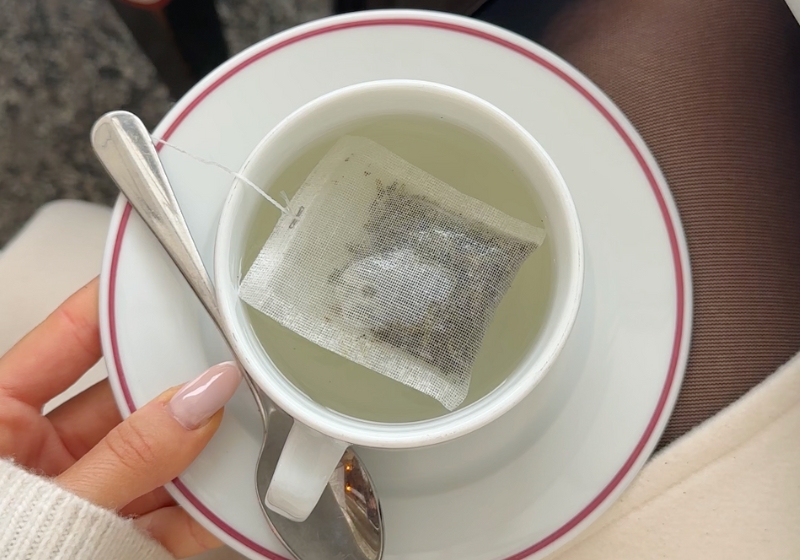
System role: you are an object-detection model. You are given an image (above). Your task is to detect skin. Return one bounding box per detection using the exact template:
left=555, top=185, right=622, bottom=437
left=0, top=277, right=225, bottom=558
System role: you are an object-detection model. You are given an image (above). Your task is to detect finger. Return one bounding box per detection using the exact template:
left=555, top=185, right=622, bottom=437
left=0, top=278, right=102, bottom=408
left=134, top=506, right=223, bottom=558
left=0, top=396, right=74, bottom=475
left=120, top=486, right=176, bottom=518
left=47, top=379, right=122, bottom=460
left=56, top=362, right=240, bottom=510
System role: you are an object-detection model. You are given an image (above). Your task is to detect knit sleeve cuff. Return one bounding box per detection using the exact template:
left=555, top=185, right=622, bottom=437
left=0, top=458, right=174, bottom=560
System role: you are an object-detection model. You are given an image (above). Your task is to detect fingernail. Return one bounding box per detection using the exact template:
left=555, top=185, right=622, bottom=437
left=167, top=362, right=242, bottom=429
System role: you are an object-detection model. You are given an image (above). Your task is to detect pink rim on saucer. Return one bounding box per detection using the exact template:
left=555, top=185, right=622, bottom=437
left=106, top=16, right=686, bottom=560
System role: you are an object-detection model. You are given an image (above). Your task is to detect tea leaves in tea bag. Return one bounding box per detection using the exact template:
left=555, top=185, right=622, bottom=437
left=239, top=136, right=545, bottom=410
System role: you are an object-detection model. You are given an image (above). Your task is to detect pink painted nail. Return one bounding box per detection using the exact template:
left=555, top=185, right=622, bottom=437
left=167, top=362, right=242, bottom=429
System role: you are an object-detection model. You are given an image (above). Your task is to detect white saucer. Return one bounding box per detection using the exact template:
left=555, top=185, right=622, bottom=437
left=99, top=10, right=691, bottom=560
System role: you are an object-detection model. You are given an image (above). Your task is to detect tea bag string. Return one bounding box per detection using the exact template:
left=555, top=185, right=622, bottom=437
left=152, top=137, right=288, bottom=214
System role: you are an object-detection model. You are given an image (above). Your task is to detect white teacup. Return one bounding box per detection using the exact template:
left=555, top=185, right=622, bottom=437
left=215, top=80, right=583, bottom=522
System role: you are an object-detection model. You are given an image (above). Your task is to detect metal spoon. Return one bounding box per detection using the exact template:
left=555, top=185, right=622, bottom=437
left=91, top=110, right=383, bottom=560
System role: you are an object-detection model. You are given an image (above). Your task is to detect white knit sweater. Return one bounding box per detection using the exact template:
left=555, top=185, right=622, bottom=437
left=0, top=459, right=174, bottom=560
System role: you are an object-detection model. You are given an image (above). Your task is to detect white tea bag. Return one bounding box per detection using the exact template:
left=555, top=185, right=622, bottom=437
left=239, top=136, right=545, bottom=410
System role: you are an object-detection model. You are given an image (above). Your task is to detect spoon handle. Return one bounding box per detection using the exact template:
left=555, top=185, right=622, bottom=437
left=91, top=111, right=223, bottom=329
left=91, top=111, right=268, bottom=420
left=91, top=110, right=384, bottom=560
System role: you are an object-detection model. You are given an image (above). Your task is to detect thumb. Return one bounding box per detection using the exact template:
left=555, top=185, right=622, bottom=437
left=57, top=362, right=241, bottom=510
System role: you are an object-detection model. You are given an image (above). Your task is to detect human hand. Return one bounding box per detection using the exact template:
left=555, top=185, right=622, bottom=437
left=0, top=278, right=241, bottom=557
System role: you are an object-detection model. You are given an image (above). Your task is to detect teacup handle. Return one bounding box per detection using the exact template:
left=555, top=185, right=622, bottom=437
left=265, top=421, right=349, bottom=522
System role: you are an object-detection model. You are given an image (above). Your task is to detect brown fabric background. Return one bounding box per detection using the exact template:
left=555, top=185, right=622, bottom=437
left=533, top=0, right=800, bottom=447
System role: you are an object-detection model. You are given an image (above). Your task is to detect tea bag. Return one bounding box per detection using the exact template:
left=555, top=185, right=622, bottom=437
left=239, top=136, right=545, bottom=410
